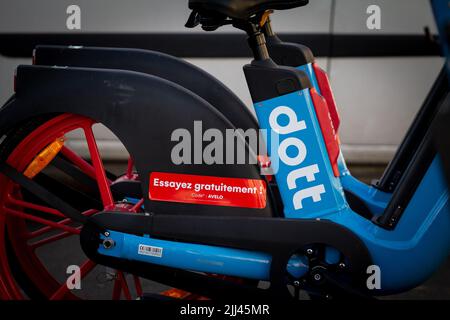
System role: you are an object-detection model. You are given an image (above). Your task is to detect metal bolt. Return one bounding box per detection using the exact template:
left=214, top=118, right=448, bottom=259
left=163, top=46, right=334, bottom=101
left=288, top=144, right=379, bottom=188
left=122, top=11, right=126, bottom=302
left=313, top=273, right=322, bottom=281
left=102, top=238, right=115, bottom=249
left=104, top=231, right=110, bottom=237
left=339, top=262, right=346, bottom=269
left=306, top=248, right=314, bottom=255
left=293, top=280, right=300, bottom=287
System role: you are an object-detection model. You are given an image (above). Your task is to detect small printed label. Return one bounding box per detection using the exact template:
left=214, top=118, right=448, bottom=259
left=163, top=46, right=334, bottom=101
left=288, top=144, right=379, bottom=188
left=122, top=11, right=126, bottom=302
left=149, top=172, right=267, bottom=209
left=138, top=244, right=163, bottom=258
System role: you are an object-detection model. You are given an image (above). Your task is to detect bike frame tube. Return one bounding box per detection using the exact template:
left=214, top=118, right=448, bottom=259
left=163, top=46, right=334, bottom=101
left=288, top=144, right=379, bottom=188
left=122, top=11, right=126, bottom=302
left=0, top=5, right=447, bottom=298
left=297, top=63, right=320, bottom=93
left=254, top=88, right=348, bottom=218
left=98, top=230, right=309, bottom=280
left=249, top=73, right=450, bottom=292
left=296, top=61, right=392, bottom=214
left=89, top=37, right=449, bottom=293
left=99, top=88, right=450, bottom=293
left=262, top=28, right=394, bottom=213
left=330, top=156, right=450, bottom=293
left=11, top=23, right=441, bottom=295
left=294, top=56, right=447, bottom=219
left=92, top=37, right=448, bottom=293
left=337, top=160, right=391, bottom=215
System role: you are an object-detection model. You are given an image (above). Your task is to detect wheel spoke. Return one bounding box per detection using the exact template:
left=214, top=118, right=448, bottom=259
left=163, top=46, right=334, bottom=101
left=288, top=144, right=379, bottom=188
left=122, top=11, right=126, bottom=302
left=60, top=146, right=112, bottom=184
left=112, top=274, right=122, bottom=300
left=131, top=199, right=144, bottom=213
left=117, top=271, right=132, bottom=300
left=83, top=125, right=114, bottom=208
left=2, top=115, right=147, bottom=301
left=3, top=207, right=80, bottom=235
left=1, top=115, right=125, bottom=300
left=126, top=157, right=134, bottom=179
left=27, top=209, right=98, bottom=240
left=133, top=275, right=143, bottom=297
left=49, top=259, right=96, bottom=300
left=6, top=195, right=66, bottom=218
left=28, top=224, right=56, bottom=239
left=29, top=227, right=81, bottom=250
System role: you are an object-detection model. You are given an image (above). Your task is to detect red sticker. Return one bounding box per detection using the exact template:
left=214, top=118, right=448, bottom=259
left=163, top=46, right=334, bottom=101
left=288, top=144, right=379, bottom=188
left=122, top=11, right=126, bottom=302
left=149, top=172, right=267, bottom=209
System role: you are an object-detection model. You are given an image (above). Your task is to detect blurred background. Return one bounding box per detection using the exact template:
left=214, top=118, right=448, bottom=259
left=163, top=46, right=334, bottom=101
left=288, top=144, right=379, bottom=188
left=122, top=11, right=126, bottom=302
left=0, top=0, right=448, bottom=299
left=0, top=0, right=443, bottom=164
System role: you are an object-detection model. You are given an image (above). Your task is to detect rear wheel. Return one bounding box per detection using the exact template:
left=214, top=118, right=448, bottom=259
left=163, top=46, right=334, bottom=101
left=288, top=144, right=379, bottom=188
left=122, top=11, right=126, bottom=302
left=0, top=114, right=149, bottom=299
left=0, top=113, right=291, bottom=300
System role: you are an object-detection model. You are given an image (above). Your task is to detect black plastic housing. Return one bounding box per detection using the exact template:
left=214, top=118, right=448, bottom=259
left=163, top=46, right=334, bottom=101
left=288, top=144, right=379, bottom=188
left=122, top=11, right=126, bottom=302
left=244, top=59, right=312, bottom=103
left=265, top=34, right=315, bottom=67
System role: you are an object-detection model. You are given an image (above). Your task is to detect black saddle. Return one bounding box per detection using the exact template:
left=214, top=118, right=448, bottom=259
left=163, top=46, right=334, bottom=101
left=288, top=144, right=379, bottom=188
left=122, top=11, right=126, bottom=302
left=188, top=0, right=309, bottom=20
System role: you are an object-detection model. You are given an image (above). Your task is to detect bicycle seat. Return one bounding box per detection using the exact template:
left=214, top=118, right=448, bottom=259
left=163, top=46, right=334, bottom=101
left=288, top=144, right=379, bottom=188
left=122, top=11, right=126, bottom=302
left=188, top=0, right=309, bottom=20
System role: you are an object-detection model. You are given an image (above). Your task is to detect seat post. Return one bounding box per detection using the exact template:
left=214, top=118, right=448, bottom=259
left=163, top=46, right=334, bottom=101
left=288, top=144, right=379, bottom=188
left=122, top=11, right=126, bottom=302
left=235, top=20, right=270, bottom=61
left=247, top=31, right=270, bottom=61
left=262, top=16, right=275, bottom=37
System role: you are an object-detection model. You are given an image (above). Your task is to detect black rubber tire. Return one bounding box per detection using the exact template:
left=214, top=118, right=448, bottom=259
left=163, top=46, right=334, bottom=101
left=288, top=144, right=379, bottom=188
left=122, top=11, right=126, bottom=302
left=0, top=114, right=58, bottom=300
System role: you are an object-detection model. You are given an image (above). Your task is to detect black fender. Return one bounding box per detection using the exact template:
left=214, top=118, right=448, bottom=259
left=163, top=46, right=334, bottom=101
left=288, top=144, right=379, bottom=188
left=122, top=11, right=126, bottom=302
left=0, top=64, right=274, bottom=217
left=33, top=45, right=259, bottom=131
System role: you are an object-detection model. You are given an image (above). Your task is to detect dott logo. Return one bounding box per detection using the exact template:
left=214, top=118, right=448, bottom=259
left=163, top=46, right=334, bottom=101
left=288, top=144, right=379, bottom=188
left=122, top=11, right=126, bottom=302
left=269, top=105, right=326, bottom=210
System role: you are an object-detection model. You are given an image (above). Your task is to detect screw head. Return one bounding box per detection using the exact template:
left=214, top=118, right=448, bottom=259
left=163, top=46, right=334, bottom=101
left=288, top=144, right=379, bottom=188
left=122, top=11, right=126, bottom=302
left=313, top=273, right=322, bottom=281
left=293, top=280, right=300, bottom=287
left=102, top=238, right=115, bottom=249
left=339, top=262, right=346, bottom=269
left=104, top=231, right=110, bottom=237
left=306, top=248, right=314, bottom=255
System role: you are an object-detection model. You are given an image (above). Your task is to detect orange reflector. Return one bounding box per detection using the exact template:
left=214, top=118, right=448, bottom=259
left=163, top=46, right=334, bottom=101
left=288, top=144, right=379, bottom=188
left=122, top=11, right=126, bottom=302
left=23, top=137, right=65, bottom=178
left=161, top=288, right=192, bottom=299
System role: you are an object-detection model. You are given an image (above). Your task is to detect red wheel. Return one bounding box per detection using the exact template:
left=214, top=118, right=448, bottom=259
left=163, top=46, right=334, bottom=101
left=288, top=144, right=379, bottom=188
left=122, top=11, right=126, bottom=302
left=0, top=114, right=147, bottom=299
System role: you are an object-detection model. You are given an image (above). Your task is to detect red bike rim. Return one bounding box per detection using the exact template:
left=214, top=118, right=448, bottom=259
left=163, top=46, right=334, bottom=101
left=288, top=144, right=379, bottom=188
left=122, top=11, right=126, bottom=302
left=0, top=114, right=144, bottom=300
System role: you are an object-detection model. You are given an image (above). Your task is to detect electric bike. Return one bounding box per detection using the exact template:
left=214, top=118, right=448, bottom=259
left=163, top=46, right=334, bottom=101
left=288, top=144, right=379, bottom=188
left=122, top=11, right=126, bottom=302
left=0, top=0, right=449, bottom=300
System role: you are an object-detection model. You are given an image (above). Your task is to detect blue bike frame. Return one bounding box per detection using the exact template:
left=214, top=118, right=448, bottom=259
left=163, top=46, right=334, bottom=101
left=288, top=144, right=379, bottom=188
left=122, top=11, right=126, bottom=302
left=97, top=4, right=450, bottom=293
left=98, top=79, right=450, bottom=294
left=298, top=62, right=392, bottom=215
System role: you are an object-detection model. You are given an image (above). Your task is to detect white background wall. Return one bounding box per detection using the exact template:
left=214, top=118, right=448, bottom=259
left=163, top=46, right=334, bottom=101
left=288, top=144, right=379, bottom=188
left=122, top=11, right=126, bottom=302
left=0, top=0, right=444, bottom=162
